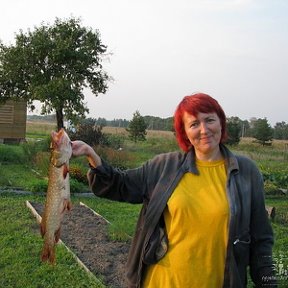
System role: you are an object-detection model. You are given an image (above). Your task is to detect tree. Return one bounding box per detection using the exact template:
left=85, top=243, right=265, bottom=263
left=226, top=116, right=242, bottom=145
left=252, top=118, right=273, bottom=145
left=273, top=121, right=288, bottom=140
left=0, top=17, right=110, bottom=130
left=126, top=110, right=147, bottom=142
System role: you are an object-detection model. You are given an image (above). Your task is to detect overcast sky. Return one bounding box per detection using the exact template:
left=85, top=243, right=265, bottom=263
left=1, top=0, right=287, bottom=125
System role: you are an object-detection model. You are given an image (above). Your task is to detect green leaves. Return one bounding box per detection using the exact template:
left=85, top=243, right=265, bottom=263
left=126, top=110, right=148, bottom=142
left=0, top=16, right=110, bottom=129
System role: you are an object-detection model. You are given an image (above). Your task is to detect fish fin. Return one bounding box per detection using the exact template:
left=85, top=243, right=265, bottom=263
left=62, top=198, right=72, bottom=213
left=41, top=242, right=56, bottom=264
left=63, top=164, right=69, bottom=179
left=40, top=221, right=46, bottom=238
left=67, top=200, right=72, bottom=211
left=54, top=227, right=61, bottom=243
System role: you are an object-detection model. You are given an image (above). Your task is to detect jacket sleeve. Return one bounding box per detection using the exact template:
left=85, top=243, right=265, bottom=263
left=87, top=159, right=149, bottom=204
left=248, top=162, right=277, bottom=287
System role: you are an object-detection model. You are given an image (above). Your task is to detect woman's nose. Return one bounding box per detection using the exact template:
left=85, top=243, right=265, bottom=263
left=200, top=122, right=208, bottom=133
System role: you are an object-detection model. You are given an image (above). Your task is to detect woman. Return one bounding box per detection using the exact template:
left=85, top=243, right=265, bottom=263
left=72, top=93, right=276, bottom=288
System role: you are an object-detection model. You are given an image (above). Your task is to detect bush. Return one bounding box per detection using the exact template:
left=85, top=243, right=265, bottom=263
left=0, top=144, right=26, bottom=164
left=69, top=164, right=88, bottom=184
left=104, top=133, right=125, bottom=150
left=261, top=167, right=288, bottom=189
left=264, top=182, right=282, bottom=196
left=68, top=118, right=108, bottom=146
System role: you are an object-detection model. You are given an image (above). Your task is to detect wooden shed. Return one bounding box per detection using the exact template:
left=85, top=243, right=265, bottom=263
left=0, top=100, right=27, bottom=144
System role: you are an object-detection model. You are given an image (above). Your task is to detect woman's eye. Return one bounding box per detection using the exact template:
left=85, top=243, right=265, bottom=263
left=190, top=122, right=199, bottom=128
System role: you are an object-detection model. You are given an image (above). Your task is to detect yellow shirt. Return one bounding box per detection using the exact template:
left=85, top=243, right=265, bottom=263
left=143, top=159, right=229, bottom=288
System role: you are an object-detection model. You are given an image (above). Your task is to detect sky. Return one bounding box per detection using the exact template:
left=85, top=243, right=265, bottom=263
left=1, top=0, right=288, bottom=126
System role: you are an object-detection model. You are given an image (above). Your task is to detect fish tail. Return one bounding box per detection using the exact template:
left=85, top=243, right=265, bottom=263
left=41, top=241, right=56, bottom=264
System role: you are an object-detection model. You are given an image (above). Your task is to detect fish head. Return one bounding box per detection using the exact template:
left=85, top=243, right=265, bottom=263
left=50, top=128, right=72, bottom=167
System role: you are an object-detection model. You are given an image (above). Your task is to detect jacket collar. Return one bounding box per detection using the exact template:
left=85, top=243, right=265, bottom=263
left=182, top=144, right=239, bottom=175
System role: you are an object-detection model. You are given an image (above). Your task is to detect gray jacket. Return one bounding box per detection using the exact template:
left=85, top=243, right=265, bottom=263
left=88, top=144, right=276, bottom=287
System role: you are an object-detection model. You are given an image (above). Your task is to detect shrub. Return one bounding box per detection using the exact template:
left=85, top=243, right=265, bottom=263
left=68, top=118, right=108, bottom=146
left=261, top=167, right=288, bottom=189
left=0, top=144, right=26, bottom=164
left=264, top=182, right=282, bottom=196
left=69, top=164, right=88, bottom=184
left=104, top=133, right=125, bottom=150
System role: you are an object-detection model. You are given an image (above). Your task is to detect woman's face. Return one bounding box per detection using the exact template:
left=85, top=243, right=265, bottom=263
left=183, top=111, right=222, bottom=160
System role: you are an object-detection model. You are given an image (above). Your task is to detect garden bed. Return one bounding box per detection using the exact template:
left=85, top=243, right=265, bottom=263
left=27, top=201, right=130, bottom=288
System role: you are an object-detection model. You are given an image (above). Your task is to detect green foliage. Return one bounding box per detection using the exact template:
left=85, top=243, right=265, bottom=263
left=68, top=118, right=109, bottom=146
left=70, top=163, right=88, bottom=184
left=143, top=115, right=173, bottom=131
left=260, top=165, right=288, bottom=189
left=70, top=178, right=88, bottom=193
left=22, top=137, right=51, bottom=162
left=0, top=144, right=26, bottom=163
left=273, top=121, right=288, bottom=140
left=95, top=146, right=135, bottom=170
left=226, top=116, right=242, bottom=145
left=0, top=17, right=110, bottom=129
left=80, top=196, right=141, bottom=241
left=26, top=178, right=48, bottom=193
left=126, top=110, right=147, bottom=142
left=252, top=118, right=273, bottom=145
left=104, top=133, right=125, bottom=150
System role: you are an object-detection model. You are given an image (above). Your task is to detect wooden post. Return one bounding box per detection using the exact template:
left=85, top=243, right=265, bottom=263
left=265, top=206, right=276, bottom=220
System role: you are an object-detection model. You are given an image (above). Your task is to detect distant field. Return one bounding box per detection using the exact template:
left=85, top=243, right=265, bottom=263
left=26, top=120, right=57, bottom=136
left=26, top=120, right=288, bottom=148
left=102, top=126, right=174, bottom=139
left=26, top=120, right=175, bottom=139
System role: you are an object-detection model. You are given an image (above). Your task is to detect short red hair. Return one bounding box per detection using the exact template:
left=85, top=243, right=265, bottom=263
left=174, top=93, right=227, bottom=152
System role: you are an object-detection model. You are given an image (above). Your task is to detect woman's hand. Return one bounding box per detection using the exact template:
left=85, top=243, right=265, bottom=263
left=71, top=140, right=101, bottom=168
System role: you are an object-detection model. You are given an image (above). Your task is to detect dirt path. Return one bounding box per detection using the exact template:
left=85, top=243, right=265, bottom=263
left=30, top=202, right=130, bottom=288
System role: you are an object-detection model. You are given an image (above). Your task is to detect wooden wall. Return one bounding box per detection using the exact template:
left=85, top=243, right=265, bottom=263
left=0, top=100, right=27, bottom=143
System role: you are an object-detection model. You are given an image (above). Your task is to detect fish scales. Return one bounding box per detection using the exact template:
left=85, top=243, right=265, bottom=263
left=40, top=128, right=72, bottom=264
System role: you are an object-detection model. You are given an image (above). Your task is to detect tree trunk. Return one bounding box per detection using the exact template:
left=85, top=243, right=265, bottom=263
left=56, top=109, right=64, bottom=131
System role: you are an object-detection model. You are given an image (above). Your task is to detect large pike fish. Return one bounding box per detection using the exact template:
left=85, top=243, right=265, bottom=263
left=40, top=128, right=72, bottom=264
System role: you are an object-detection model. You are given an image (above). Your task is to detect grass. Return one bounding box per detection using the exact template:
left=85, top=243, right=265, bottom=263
left=26, top=120, right=57, bottom=140
left=0, top=193, right=104, bottom=288
left=79, top=197, right=141, bottom=241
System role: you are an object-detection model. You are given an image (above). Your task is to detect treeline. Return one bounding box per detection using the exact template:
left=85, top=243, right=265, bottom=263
left=27, top=114, right=288, bottom=141
left=90, top=116, right=288, bottom=141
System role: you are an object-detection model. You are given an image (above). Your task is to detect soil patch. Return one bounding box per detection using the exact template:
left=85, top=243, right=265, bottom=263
left=30, top=202, right=130, bottom=288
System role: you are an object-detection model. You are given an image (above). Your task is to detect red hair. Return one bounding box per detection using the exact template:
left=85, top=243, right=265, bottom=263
left=174, top=93, right=227, bottom=152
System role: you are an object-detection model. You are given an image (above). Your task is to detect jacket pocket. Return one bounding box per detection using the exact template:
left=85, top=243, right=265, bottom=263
left=143, top=216, right=168, bottom=265
left=233, top=231, right=251, bottom=266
